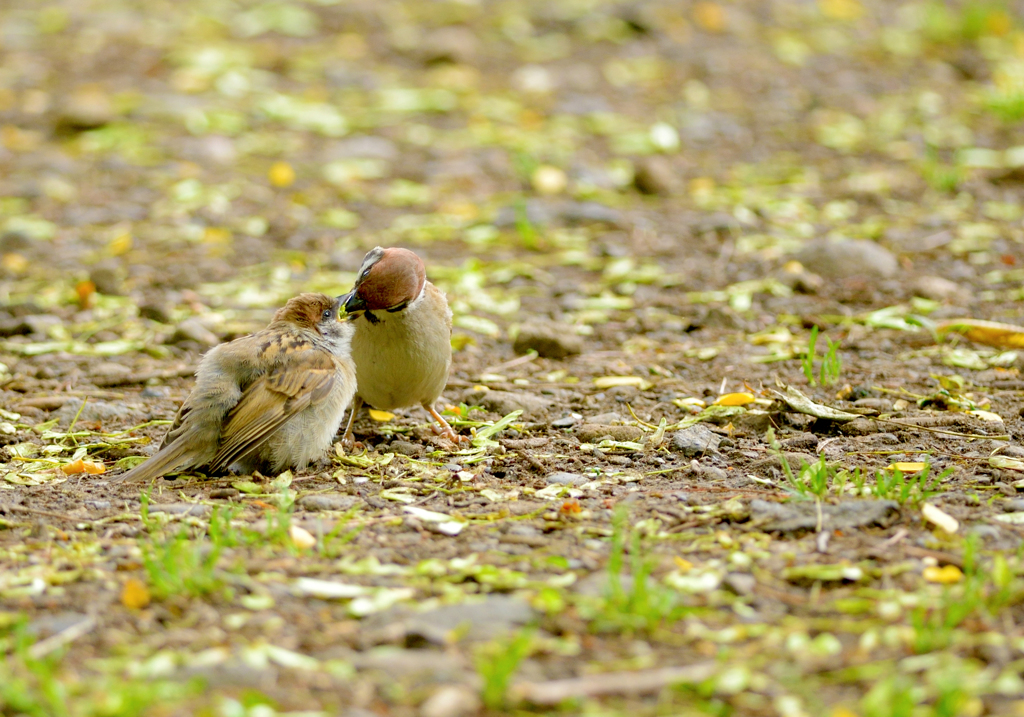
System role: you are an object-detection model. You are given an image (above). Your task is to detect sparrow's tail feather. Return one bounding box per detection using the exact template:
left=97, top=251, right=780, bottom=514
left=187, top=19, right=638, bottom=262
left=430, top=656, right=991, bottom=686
left=113, top=439, right=198, bottom=483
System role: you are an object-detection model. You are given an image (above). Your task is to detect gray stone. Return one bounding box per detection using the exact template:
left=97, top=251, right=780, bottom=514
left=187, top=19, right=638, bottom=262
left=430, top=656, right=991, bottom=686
left=779, top=432, right=819, bottom=451
left=56, top=86, right=114, bottom=130
left=551, top=415, right=579, bottom=428
left=297, top=494, right=359, bottom=512
left=418, top=26, right=479, bottom=65
left=56, top=398, right=133, bottom=426
left=389, top=440, right=422, bottom=456
left=22, top=314, right=62, bottom=336
left=747, top=499, right=900, bottom=534
left=513, top=323, right=582, bottom=359
left=476, top=390, right=553, bottom=419
left=370, top=596, right=535, bottom=644
left=420, top=685, right=481, bottom=717
left=633, top=155, right=677, bottom=195
left=576, top=424, right=644, bottom=442
left=545, top=471, right=586, bottom=486
left=671, top=424, right=722, bottom=456
left=169, top=318, right=219, bottom=347
left=794, top=239, right=898, bottom=280
left=89, top=261, right=125, bottom=295
left=910, top=275, right=970, bottom=304
left=324, top=135, right=399, bottom=161
left=852, top=398, right=893, bottom=413
left=147, top=503, right=212, bottom=517
left=839, top=417, right=881, bottom=435
left=723, top=573, right=756, bottom=596
left=139, top=302, right=174, bottom=324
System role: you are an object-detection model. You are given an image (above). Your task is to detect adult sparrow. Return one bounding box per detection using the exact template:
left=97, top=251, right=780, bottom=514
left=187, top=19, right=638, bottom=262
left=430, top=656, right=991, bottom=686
left=340, top=246, right=466, bottom=445
left=116, top=293, right=356, bottom=482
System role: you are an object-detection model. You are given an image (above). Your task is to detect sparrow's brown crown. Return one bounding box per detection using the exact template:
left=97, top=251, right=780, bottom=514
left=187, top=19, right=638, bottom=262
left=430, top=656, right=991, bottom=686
left=344, top=247, right=426, bottom=314
left=273, top=293, right=341, bottom=330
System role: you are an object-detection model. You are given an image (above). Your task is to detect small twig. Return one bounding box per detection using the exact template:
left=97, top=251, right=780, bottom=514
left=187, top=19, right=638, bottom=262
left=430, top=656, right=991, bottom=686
left=523, top=453, right=546, bottom=473
left=27, top=615, right=97, bottom=659
left=871, top=417, right=1009, bottom=441
left=876, top=528, right=909, bottom=551
left=481, top=351, right=538, bottom=375
left=410, top=490, right=439, bottom=506
left=1, top=503, right=91, bottom=524
left=512, top=662, right=717, bottom=705
left=91, top=365, right=196, bottom=388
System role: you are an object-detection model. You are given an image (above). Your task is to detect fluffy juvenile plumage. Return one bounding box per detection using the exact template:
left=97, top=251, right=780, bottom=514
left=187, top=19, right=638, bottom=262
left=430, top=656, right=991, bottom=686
left=341, top=247, right=465, bottom=444
left=116, top=293, right=356, bottom=482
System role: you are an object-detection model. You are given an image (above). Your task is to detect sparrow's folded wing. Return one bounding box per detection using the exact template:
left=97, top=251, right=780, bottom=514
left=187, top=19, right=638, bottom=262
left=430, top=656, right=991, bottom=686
left=209, top=348, right=338, bottom=472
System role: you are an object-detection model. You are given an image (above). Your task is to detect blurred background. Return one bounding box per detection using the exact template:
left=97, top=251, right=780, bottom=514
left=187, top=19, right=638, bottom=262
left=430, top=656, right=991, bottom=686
left=0, top=0, right=1021, bottom=362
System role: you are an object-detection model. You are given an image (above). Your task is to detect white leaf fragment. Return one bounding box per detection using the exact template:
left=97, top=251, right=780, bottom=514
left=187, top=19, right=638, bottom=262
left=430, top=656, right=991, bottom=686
left=403, top=506, right=465, bottom=536
left=292, top=578, right=372, bottom=599
left=922, top=502, right=959, bottom=533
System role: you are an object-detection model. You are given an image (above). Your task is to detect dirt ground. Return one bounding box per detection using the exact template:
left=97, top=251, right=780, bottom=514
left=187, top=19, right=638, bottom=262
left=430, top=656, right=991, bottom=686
left=4, top=1, right=1024, bottom=715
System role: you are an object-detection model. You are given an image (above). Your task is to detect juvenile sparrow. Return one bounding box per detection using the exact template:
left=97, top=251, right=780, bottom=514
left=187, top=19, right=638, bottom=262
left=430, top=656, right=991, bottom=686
left=116, top=293, right=356, bottom=483
left=340, top=246, right=466, bottom=445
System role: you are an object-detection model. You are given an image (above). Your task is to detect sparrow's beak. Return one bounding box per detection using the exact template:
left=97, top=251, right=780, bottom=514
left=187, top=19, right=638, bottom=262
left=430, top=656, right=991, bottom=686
left=340, top=291, right=367, bottom=315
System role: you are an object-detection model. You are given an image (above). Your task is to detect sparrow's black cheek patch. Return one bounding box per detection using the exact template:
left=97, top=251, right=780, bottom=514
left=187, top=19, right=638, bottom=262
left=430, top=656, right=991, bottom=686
left=364, top=311, right=380, bottom=325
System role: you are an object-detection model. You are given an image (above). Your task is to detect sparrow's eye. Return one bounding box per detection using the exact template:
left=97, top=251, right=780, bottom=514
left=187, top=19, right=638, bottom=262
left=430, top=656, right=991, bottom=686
left=322, top=308, right=333, bottom=320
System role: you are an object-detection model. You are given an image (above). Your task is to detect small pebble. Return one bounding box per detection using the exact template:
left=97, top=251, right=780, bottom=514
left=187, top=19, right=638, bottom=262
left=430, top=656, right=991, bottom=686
left=390, top=440, right=422, bottom=456
left=147, top=503, right=212, bottom=516
left=209, top=488, right=239, bottom=499
left=545, top=471, right=586, bottom=486
left=512, top=322, right=583, bottom=359
left=84, top=500, right=111, bottom=510
left=996, top=482, right=1017, bottom=497
left=551, top=415, right=579, bottom=428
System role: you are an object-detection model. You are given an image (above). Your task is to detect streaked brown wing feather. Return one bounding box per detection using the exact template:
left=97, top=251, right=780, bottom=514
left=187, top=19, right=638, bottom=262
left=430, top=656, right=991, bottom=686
left=209, top=349, right=338, bottom=471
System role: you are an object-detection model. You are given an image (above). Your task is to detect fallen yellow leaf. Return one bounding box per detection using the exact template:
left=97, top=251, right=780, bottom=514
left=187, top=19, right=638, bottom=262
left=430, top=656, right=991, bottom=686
left=121, top=578, right=151, bottom=609
left=368, top=409, right=395, bottom=422
left=922, top=502, right=959, bottom=534
left=290, top=525, right=316, bottom=549
left=713, top=392, right=754, bottom=406
left=818, top=0, right=864, bottom=21
left=593, top=376, right=651, bottom=390
left=923, top=565, right=963, bottom=584
left=829, top=707, right=861, bottom=717
left=887, top=462, right=927, bottom=473
left=268, top=161, right=296, bottom=188
left=61, top=459, right=105, bottom=475
left=108, top=231, right=132, bottom=255
left=674, top=557, right=693, bottom=573
left=936, top=318, right=1024, bottom=349
left=693, top=2, right=726, bottom=32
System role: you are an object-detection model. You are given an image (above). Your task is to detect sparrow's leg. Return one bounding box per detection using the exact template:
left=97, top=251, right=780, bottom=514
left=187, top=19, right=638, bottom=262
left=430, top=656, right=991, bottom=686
left=340, top=396, right=365, bottom=450
left=424, top=403, right=470, bottom=444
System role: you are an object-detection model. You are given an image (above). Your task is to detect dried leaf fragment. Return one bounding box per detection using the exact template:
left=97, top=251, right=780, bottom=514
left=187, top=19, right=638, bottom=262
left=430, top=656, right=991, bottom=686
left=713, top=392, right=754, bottom=407
left=921, top=502, right=958, bottom=534
left=594, top=376, right=652, bottom=390
left=121, top=578, right=151, bottom=609
left=368, top=409, right=395, bottom=422
left=289, top=525, right=316, bottom=549
left=268, top=161, right=296, bottom=188
left=936, top=318, right=1024, bottom=349
left=923, top=565, right=963, bottom=584
left=887, top=462, right=927, bottom=473
left=61, top=459, right=105, bottom=475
